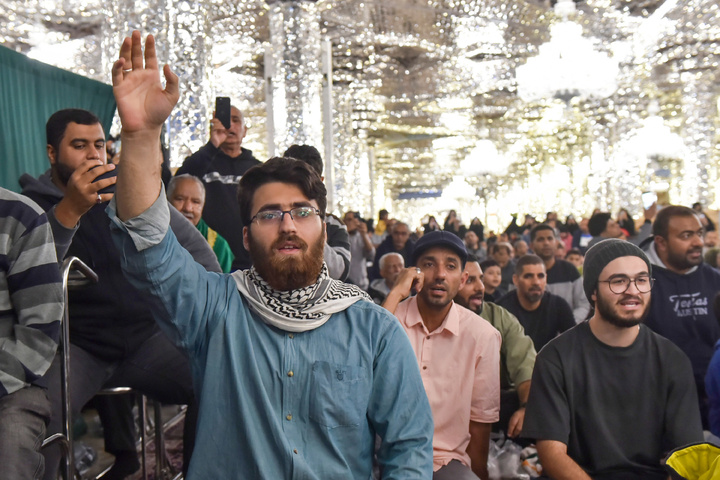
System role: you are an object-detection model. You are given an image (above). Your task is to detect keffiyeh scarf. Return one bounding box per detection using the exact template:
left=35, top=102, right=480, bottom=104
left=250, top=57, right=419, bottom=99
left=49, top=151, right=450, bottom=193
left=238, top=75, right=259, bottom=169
left=231, top=264, right=372, bottom=332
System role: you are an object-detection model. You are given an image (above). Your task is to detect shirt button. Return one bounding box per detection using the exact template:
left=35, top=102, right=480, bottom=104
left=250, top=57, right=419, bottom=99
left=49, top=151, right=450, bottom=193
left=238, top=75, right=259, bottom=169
left=286, top=414, right=292, bottom=421
left=422, top=366, right=427, bottom=370
left=288, top=334, right=294, bottom=339
left=287, top=370, right=294, bottom=377
left=293, top=449, right=298, bottom=454
left=426, top=335, right=430, bottom=340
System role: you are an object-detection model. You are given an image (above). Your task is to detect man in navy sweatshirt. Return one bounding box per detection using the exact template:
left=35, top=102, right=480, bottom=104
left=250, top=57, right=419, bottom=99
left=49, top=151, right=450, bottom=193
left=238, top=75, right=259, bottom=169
left=641, top=205, right=720, bottom=428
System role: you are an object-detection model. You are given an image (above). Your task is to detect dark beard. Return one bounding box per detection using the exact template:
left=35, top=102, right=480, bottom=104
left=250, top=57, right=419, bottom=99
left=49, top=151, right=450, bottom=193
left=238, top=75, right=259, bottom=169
left=249, top=232, right=324, bottom=291
left=54, top=162, right=74, bottom=186
left=595, top=293, right=649, bottom=329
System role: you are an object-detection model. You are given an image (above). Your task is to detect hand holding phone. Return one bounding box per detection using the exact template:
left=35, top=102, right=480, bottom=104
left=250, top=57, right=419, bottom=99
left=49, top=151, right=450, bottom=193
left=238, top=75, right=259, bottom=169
left=215, top=97, right=231, bottom=130
left=642, top=192, right=657, bottom=210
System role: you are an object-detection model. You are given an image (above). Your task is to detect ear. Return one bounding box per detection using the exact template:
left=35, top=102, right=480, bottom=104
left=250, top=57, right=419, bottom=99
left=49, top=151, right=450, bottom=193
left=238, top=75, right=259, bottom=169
left=654, top=235, right=667, bottom=254
left=243, top=226, right=250, bottom=251
left=47, top=144, right=57, bottom=165
left=512, top=274, right=519, bottom=287
left=459, top=270, right=469, bottom=289
left=591, top=290, right=597, bottom=304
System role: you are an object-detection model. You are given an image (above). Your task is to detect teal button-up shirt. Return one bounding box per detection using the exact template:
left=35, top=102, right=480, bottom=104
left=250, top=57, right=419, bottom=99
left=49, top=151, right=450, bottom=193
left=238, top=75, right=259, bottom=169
left=108, top=192, right=433, bottom=479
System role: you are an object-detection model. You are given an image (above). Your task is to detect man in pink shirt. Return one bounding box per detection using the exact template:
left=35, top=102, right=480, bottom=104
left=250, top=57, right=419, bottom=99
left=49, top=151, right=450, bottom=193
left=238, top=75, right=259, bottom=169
left=383, top=231, right=501, bottom=480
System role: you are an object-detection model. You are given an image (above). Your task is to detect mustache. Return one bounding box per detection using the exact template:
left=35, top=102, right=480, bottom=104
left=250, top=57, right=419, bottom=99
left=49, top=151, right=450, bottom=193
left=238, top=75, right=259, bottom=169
left=271, top=234, right=308, bottom=251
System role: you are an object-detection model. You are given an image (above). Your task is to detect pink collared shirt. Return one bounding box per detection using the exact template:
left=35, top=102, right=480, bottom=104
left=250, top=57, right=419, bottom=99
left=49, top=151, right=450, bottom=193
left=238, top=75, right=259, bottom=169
left=395, top=296, right=501, bottom=471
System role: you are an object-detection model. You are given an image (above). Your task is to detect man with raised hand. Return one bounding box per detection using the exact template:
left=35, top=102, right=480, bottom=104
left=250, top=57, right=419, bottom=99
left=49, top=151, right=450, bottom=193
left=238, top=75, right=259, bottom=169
left=522, top=239, right=702, bottom=479
left=108, top=31, right=432, bottom=479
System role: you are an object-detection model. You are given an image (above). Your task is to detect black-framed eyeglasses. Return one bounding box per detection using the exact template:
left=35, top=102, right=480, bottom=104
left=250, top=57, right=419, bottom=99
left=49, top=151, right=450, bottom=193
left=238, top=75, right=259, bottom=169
left=250, top=207, right=322, bottom=226
left=597, top=275, right=654, bottom=294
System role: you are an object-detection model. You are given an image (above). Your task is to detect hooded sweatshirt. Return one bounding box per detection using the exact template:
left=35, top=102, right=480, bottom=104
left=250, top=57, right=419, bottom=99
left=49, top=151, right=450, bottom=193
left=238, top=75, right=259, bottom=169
left=19, top=171, right=220, bottom=361
left=642, top=238, right=720, bottom=426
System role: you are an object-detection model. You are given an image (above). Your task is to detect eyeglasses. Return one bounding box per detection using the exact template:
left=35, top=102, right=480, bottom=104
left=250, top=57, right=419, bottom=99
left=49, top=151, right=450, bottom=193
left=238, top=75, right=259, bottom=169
left=250, top=207, right=322, bottom=226
left=597, top=275, right=654, bottom=294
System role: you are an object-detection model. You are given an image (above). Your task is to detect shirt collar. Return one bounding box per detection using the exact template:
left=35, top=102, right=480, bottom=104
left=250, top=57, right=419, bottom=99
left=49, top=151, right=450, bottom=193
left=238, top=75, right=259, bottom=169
left=405, top=296, right=461, bottom=336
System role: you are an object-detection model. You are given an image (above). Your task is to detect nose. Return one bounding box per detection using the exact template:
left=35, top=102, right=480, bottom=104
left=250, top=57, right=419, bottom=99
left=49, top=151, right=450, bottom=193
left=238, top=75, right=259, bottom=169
left=181, top=200, right=193, bottom=213
left=278, top=211, right=298, bottom=233
left=88, top=144, right=101, bottom=160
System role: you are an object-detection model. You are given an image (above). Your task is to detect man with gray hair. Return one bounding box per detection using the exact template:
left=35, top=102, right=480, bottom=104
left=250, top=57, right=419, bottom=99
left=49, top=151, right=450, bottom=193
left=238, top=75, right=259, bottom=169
left=168, top=174, right=234, bottom=272
left=367, top=252, right=404, bottom=304
left=522, top=239, right=702, bottom=479
left=370, top=221, right=415, bottom=280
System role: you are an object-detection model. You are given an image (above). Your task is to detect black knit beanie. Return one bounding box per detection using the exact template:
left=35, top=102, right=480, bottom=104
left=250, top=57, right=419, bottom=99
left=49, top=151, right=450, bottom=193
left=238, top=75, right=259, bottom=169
left=583, top=238, right=652, bottom=304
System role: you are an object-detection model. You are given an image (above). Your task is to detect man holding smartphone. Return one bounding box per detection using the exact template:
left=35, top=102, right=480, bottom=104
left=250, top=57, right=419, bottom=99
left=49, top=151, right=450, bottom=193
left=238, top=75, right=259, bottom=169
left=176, top=100, right=260, bottom=271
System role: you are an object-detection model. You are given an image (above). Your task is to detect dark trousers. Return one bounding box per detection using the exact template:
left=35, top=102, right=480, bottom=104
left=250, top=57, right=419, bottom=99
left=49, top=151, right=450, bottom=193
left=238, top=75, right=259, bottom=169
left=43, top=331, right=195, bottom=480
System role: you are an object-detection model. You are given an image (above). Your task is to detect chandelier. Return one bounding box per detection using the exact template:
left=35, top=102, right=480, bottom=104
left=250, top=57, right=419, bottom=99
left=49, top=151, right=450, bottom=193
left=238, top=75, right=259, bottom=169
left=516, top=0, right=619, bottom=103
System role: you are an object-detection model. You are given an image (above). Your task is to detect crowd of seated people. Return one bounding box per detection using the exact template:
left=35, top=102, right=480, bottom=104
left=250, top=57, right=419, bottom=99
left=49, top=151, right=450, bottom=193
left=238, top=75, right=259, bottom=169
left=7, top=29, right=720, bottom=480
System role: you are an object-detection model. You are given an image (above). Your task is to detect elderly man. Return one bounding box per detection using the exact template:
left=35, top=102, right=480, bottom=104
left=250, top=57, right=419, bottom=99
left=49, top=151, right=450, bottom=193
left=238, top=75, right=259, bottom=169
left=168, top=174, right=234, bottom=272
left=367, top=252, right=404, bottom=304
left=370, top=220, right=415, bottom=280
left=496, top=255, right=575, bottom=351
left=176, top=101, right=260, bottom=271
left=107, top=31, right=433, bottom=478
left=0, top=188, right=64, bottom=479
left=454, top=255, right=535, bottom=438
left=383, top=232, right=501, bottom=480
left=522, top=239, right=702, bottom=479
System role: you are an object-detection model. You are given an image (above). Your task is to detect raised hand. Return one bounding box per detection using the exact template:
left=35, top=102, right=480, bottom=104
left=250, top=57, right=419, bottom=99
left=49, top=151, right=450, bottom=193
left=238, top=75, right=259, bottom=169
left=111, top=31, right=179, bottom=134
left=209, top=117, right=229, bottom=148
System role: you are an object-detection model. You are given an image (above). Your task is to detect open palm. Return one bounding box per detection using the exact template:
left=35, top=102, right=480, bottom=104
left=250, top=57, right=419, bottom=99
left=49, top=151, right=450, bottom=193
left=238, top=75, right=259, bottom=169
left=112, top=31, right=179, bottom=134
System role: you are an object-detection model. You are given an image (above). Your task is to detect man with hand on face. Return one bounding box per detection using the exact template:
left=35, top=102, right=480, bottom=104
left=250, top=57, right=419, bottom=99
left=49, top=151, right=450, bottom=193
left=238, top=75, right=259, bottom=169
left=454, top=255, right=536, bottom=439
left=367, top=252, right=404, bottom=304
left=496, top=255, right=575, bottom=351
left=107, top=31, right=433, bottom=479
left=383, top=231, right=501, bottom=480
left=522, top=239, right=703, bottom=480
left=20, top=108, right=217, bottom=480
left=641, top=205, right=720, bottom=429
left=167, top=174, right=234, bottom=272
left=176, top=101, right=261, bottom=271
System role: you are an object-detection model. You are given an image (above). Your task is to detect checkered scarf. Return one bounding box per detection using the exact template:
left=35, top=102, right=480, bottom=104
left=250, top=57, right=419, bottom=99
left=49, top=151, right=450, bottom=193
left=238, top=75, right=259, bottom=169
left=231, top=263, right=372, bottom=332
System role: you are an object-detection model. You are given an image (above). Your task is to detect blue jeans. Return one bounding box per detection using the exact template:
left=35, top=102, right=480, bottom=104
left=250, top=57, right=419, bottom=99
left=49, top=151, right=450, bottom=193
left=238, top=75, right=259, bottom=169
left=0, top=386, right=51, bottom=480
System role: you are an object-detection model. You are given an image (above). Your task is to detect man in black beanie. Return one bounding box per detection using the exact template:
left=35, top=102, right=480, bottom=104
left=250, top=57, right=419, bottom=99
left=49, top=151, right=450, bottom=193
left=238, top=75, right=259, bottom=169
left=522, top=238, right=702, bottom=480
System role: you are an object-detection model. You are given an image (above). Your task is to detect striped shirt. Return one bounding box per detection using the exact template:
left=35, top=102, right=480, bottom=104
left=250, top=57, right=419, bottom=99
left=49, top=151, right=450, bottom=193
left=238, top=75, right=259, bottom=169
left=0, top=187, right=63, bottom=397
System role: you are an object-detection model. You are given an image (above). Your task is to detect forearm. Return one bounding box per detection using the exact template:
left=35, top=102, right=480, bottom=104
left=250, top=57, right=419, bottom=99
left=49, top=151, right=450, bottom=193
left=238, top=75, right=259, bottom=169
left=381, top=289, right=406, bottom=315
left=116, top=130, right=163, bottom=221
left=537, top=440, right=591, bottom=480
left=467, top=422, right=491, bottom=480
left=517, top=380, right=530, bottom=405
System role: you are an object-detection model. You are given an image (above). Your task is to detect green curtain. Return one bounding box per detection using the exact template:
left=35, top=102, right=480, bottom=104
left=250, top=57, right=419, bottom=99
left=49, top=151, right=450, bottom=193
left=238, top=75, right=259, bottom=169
left=0, top=45, right=116, bottom=192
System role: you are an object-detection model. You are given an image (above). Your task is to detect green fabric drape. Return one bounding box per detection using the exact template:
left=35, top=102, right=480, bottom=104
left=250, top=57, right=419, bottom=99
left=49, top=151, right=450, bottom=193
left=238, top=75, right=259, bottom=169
left=0, top=45, right=116, bottom=192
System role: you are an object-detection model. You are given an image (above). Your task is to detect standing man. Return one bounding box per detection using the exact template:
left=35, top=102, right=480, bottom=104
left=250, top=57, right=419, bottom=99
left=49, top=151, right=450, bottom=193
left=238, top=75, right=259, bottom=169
left=176, top=101, right=261, bottom=271
left=167, top=174, right=234, bottom=272
left=496, top=255, right=575, bottom=351
left=530, top=224, right=590, bottom=323
left=522, top=239, right=703, bottom=479
left=383, top=231, right=501, bottom=480
left=454, top=255, right=536, bottom=438
left=343, top=211, right=375, bottom=290
left=641, top=205, right=720, bottom=428
left=108, top=31, right=433, bottom=478
left=0, top=187, right=64, bottom=480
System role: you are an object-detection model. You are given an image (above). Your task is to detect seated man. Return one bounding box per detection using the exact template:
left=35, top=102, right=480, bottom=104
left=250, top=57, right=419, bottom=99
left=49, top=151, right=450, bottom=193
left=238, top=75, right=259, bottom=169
left=168, top=174, right=234, bottom=272
left=367, top=252, right=404, bottom=304
left=454, top=254, right=536, bottom=438
left=496, top=255, right=575, bottom=351
left=383, top=231, right=501, bottom=480
left=522, top=239, right=703, bottom=479
left=20, top=108, right=218, bottom=480
left=0, top=187, right=64, bottom=479
left=107, top=31, right=433, bottom=478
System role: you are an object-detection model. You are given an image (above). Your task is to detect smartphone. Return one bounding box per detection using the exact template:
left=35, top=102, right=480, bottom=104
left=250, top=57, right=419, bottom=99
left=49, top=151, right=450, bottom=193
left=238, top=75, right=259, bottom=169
left=215, top=97, right=231, bottom=129
left=91, top=167, right=117, bottom=194
left=642, top=191, right=657, bottom=210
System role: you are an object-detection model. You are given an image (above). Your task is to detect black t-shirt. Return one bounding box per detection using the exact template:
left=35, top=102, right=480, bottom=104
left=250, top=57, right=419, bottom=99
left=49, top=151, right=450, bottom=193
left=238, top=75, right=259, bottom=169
left=522, top=322, right=703, bottom=479
left=496, top=291, right=575, bottom=351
